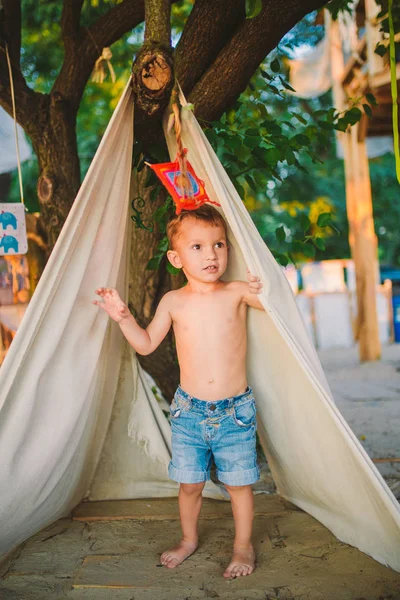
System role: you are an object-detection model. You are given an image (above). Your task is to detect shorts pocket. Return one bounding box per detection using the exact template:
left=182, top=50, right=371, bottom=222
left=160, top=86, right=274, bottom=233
left=233, top=399, right=256, bottom=428
left=170, top=398, right=182, bottom=419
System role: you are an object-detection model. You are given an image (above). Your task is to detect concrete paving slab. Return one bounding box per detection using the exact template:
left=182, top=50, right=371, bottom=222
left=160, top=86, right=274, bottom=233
left=318, top=345, right=400, bottom=479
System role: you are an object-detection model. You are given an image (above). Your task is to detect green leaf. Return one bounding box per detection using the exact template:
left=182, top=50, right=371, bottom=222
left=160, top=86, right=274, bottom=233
left=291, top=133, right=310, bottom=147
left=344, top=107, right=362, bottom=125
left=285, top=148, right=296, bottom=165
left=300, top=213, right=311, bottom=232
left=260, top=69, right=273, bottom=81
left=279, top=77, right=296, bottom=92
left=268, top=84, right=282, bottom=96
left=334, top=118, right=348, bottom=132
left=274, top=253, right=289, bottom=267
left=366, top=93, right=378, bottom=106
left=158, top=237, right=169, bottom=252
left=264, top=147, right=281, bottom=166
left=275, top=225, right=286, bottom=243
left=320, top=120, right=336, bottom=131
left=363, top=103, right=373, bottom=118
left=270, top=58, right=280, bottom=73
left=235, top=182, right=245, bottom=199
left=166, top=263, right=181, bottom=275
left=291, top=112, right=307, bottom=125
left=245, top=128, right=259, bottom=137
left=317, top=212, right=333, bottom=227
left=301, top=243, right=316, bottom=258
left=245, top=0, right=262, bottom=19
left=146, top=256, right=162, bottom=270
left=314, top=237, right=326, bottom=251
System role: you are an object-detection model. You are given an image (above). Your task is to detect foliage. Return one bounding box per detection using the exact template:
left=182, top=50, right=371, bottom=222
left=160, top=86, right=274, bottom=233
left=202, top=56, right=374, bottom=266
left=6, top=1, right=400, bottom=272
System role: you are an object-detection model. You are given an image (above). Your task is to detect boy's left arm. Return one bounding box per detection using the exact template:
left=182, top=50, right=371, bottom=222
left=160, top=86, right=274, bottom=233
left=243, top=269, right=265, bottom=310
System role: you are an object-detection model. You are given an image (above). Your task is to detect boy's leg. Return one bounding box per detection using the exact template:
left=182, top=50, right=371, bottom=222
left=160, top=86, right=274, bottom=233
left=223, top=484, right=255, bottom=578
left=160, top=481, right=205, bottom=568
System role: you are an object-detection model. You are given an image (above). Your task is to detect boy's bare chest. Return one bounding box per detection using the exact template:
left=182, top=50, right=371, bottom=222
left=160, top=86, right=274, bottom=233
left=171, top=295, right=246, bottom=337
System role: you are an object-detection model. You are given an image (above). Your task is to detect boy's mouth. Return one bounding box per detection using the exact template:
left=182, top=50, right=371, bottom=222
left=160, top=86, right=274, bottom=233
left=204, top=265, right=218, bottom=272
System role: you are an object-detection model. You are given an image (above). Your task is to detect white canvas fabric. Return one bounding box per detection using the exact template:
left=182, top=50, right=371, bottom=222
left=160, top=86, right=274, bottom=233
left=0, top=106, right=32, bottom=174
left=0, top=79, right=399, bottom=573
left=287, top=38, right=332, bottom=99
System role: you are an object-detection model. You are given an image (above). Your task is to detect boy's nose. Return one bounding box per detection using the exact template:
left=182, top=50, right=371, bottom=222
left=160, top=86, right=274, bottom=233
left=206, top=247, right=217, bottom=259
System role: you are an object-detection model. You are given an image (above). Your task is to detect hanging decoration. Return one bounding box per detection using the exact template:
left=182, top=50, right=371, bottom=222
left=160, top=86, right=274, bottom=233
left=1, top=44, right=28, bottom=257
left=147, top=94, right=220, bottom=214
left=91, top=47, right=116, bottom=84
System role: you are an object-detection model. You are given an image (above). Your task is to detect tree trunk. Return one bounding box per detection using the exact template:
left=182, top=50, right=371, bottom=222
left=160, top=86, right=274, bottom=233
left=0, top=172, right=12, bottom=200
left=31, top=93, right=81, bottom=251
left=129, top=165, right=184, bottom=400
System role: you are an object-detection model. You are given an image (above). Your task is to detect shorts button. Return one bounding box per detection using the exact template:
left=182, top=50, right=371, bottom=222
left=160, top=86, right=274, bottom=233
left=209, top=403, right=216, bottom=411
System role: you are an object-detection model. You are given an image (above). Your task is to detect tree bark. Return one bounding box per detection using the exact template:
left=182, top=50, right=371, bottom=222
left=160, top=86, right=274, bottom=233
left=129, top=166, right=184, bottom=400
left=32, top=92, right=81, bottom=250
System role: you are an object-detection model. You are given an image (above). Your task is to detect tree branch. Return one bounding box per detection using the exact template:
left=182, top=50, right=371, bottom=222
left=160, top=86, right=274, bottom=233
left=144, top=0, right=171, bottom=47
left=175, top=0, right=245, bottom=95
left=61, top=0, right=84, bottom=43
left=0, top=0, right=41, bottom=135
left=2, top=0, right=21, bottom=65
left=189, top=0, right=329, bottom=122
left=85, top=0, right=146, bottom=56
left=53, top=0, right=147, bottom=112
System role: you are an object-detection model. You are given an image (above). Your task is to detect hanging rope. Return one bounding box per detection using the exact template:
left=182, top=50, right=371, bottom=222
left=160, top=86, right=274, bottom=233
left=91, top=47, right=116, bottom=84
left=170, top=86, right=193, bottom=199
left=388, top=0, right=400, bottom=184
left=5, top=42, right=26, bottom=208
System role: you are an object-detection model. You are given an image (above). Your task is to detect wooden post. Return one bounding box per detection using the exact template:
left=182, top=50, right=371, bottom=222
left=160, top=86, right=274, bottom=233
left=328, top=14, right=381, bottom=361
left=342, top=125, right=381, bottom=360
left=365, top=0, right=385, bottom=78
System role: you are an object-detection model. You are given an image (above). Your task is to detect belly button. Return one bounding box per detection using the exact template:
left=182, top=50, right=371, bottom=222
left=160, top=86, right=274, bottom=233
left=208, top=379, right=214, bottom=384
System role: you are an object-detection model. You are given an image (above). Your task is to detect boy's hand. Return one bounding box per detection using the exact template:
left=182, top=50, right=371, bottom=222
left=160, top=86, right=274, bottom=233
left=246, top=269, right=263, bottom=294
left=92, top=288, right=131, bottom=323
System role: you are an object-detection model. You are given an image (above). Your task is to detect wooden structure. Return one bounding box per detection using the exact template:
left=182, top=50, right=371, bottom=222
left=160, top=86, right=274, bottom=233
left=326, top=0, right=400, bottom=361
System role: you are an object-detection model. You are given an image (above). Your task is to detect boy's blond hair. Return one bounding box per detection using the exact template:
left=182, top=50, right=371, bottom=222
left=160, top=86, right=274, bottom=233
left=166, top=204, right=228, bottom=249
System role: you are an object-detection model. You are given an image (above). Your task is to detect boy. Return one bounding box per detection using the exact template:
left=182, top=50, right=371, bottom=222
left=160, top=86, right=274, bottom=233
left=93, top=204, right=264, bottom=578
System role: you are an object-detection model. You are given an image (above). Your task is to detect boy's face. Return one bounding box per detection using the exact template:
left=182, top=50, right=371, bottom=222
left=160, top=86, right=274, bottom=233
left=167, top=220, right=228, bottom=283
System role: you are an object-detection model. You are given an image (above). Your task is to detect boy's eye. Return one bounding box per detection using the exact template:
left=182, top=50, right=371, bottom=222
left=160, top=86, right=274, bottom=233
left=192, top=244, right=201, bottom=250
left=215, top=242, right=225, bottom=248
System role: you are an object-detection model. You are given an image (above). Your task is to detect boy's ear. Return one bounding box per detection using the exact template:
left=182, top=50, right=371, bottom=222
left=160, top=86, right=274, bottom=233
left=167, top=250, right=182, bottom=269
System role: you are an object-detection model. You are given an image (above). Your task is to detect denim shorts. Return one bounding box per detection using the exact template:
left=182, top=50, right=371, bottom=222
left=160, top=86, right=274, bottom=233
left=168, top=385, right=260, bottom=487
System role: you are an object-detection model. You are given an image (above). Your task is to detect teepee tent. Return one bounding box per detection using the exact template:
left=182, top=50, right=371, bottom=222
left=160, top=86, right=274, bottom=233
left=0, top=79, right=399, bottom=572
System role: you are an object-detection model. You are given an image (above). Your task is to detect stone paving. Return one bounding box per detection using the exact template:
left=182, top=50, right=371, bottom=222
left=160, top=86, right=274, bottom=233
left=1, top=345, right=400, bottom=600
left=319, top=344, right=400, bottom=481
left=1, top=496, right=400, bottom=600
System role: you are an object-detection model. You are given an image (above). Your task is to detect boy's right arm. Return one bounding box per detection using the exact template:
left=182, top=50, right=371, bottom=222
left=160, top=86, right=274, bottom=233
left=93, top=288, right=173, bottom=355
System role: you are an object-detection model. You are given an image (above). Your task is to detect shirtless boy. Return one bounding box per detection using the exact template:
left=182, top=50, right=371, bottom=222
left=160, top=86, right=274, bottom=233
left=93, top=204, right=264, bottom=578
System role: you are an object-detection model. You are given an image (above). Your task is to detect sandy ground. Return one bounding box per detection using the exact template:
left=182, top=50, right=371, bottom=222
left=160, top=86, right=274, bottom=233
left=1, top=345, right=400, bottom=600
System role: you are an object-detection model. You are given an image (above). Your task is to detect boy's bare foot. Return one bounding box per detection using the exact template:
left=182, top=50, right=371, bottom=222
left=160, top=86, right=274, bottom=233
left=160, top=540, right=198, bottom=568
left=223, top=544, right=256, bottom=578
